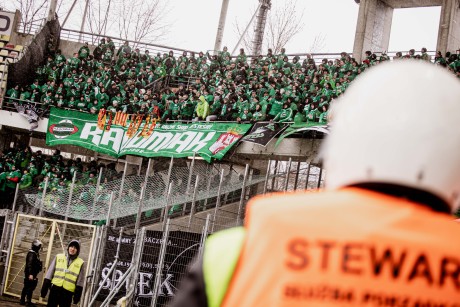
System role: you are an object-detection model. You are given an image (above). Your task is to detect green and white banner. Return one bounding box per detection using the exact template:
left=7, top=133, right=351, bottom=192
left=46, top=108, right=252, bottom=162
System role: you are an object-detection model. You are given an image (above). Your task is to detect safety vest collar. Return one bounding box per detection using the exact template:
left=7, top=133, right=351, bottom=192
left=203, top=227, right=246, bottom=307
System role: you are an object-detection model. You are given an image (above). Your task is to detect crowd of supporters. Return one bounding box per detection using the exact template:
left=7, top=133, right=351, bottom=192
left=0, top=146, right=119, bottom=209
left=5, top=41, right=460, bottom=126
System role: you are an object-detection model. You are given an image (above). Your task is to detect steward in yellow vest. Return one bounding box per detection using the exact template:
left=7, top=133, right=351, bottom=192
left=170, top=62, right=460, bottom=307
left=41, top=240, right=85, bottom=307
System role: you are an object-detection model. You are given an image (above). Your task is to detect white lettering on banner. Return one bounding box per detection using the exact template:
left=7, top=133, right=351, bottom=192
left=185, top=132, right=216, bottom=151
left=80, top=122, right=220, bottom=155
left=138, top=272, right=152, bottom=296
left=165, top=132, right=198, bottom=153
left=100, top=128, right=124, bottom=152
left=146, top=132, right=174, bottom=152
left=100, top=265, right=175, bottom=298
left=80, top=123, right=102, bottom=146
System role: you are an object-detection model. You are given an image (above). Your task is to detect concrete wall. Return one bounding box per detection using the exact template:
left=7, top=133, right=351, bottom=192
left=353, top=0, right=460, bottom=61
left=437, top=0, right=460, bottom=55
left=353, top=0, right=394, bottom=62
left=59, top=39, right=96, bottom=59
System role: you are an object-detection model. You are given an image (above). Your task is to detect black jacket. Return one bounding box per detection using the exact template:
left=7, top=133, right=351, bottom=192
left=24, top=250, right=42, bottom=277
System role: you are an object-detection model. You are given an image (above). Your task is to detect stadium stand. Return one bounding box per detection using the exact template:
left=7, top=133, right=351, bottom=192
left=3, top=39, right=458, bottom=127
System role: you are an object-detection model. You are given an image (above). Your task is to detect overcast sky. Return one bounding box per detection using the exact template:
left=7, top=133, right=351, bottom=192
left=162, top=0, right=441, bottom=54
left=3, top=0, right=442, bottom=54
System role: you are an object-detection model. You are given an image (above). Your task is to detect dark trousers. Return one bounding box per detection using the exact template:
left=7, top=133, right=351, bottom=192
left=21, top=278, right=38, bottom=303
left=47, top=285, right=73, bottom=307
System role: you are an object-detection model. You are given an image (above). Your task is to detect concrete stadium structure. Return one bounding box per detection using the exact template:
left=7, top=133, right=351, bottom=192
left=353, top=0, right=460, bottom=61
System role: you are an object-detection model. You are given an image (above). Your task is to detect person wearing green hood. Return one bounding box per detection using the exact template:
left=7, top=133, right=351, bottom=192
left=194, top=95, right=210, bottom=121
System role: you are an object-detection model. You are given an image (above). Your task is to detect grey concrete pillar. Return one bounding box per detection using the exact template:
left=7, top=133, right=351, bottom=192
left=437, top=0, right=460, bottom=55
left=353, top=0, right=394, bottom=62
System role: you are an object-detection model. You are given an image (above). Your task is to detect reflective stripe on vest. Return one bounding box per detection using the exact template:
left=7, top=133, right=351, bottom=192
left=51, top=254, right=84, bottom=292
left=203, top=227, right=245, bottom=307
left=221, top=188, right=460, bottom=306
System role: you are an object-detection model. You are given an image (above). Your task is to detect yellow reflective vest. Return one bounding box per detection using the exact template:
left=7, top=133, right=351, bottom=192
left=51, top=254, right=84, bottom=292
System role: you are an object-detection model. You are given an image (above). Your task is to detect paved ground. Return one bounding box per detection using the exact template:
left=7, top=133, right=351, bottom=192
left=0, top=295, right=44, bottom=306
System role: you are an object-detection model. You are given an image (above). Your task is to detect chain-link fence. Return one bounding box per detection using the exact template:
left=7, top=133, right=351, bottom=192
left=15, top=160, right=277, bottom=228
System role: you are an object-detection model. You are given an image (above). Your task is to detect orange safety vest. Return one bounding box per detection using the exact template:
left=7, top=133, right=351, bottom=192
left=221, top=188, right=460, bottom=306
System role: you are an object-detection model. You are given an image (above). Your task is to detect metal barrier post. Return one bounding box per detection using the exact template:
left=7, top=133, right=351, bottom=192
left=65, top=171, right=77, bottom=221
left=236, top=164, right=250, bottom=225
left=212, top=169, right=224, bottom=232
left=83, top=225, right=106, bottom=306
left=263, top=159, right=271, bottom=195
left=0, top=212, right=17, bottom=296
left=124, top=227, right=146, bottom=305
left=203, top=168, right=213, bottom=210
left=38, top=177, right=49, bottom=217
left=199, top=214, right=211, bottom=258
left=186, top=152, right=196, bottom=195
left=161, top=182, right=173, bottom=227
left=304, top=162, right=312, bottom=190
left=106, top=192, right=114, bottom=227
left=271, top=160, right=278, bottom=191
left=134, top=187, right=145, bottom=234
left=317, top=165, right=323, bottom=189
left=88, top=227, right=124, bottom=307
left=165, top=157, right=174, bottom=195
left=187, top=175, right=199, bottom=229
left=90, top=167, right=103, bottom=223
left=293, top=161, right=301, bottom=190
left=11, top=184, right=20, bottom=213
left=151, top=219, right=171, bottom=307
left=284, top=158, right=292, bottom=192
left=114, top=161, right=129, bottom=228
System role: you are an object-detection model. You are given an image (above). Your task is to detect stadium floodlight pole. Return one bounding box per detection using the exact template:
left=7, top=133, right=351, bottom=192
left=236, top=164, right=250, bottom=225
left=188, top=174, right=199, bottom=229
left=252, top=0, right=272, bottom=56
left=65, top=171, right=77, bottom=222
left=47, top=0, right=58, bottom=21
left=263, top=159, right=271, bottom=194
left=61, top=0, right=78, bottom=27
left=38, top=177, right=49, bottom=217
left=284, top=158, right=292, bottom=192
left=78, top=0, right=90, bottom=43
left=213, top=0, right=230, bottom=54
left=231, top=3, right=262, bottom=56
left=11, top=184, right=20, bottom=213
left=186, top=152, right=196, bottom=195
left=212, top=169, right=225, bottom=232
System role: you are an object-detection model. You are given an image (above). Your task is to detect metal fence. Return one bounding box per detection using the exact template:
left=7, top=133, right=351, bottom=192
left=0, top=157, right=325, bottom=306
left=1, top=214, right=97, bottom=305
left=16, top=158, right=275, bottom=228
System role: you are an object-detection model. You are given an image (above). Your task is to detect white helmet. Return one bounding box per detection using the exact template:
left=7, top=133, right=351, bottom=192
left=322, top=61, right=460, bottom=210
